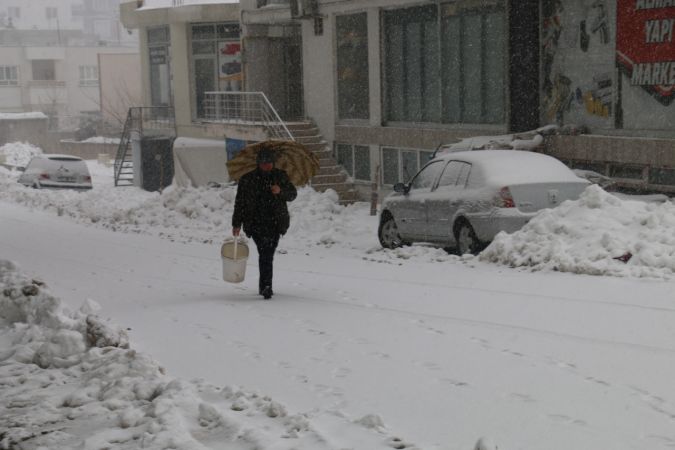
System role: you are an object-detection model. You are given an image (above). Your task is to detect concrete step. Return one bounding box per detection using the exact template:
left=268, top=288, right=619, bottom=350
left=317, top=165, right=342, bottom=175
left=285, top=121, right=314, bottom=131
left=312, top=173, right=348, bottom=184
left=291, top=127, right=320, bottom=137
left=312, top=182, right=356, bottom=192
left=312, top=149, right=333, bottom=158
left=318, top=157, right=337, bottom=166
left=338, top=190, right=362, bottom=204
left=305, top=142, right=329, bottom=152
left=295, top=135, right=323, bottom=144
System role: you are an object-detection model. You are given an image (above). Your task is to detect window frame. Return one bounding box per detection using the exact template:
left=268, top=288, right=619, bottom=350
left=78, top=65, right=99, bottom=86
left=336, top=12, right=370, bottom=121
left=0, top=66, right=19, bottom=86
left=335, top=143, right=371, bottom=182
left=380, top=146, right=436, bottom=186
left=188, top=22, right=242, bottom=120
left=381, top=1, right=507, bottom=126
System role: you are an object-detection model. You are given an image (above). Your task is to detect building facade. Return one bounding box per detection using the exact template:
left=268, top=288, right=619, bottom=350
left=242, top=0, right=675, bottom=194
left=0, top=0, right=137, bottom=45
left=0, top=31, right=138, bottom=131
left=121, top=1, right=255, bottom=140
left=122, top=0, right=675, bottom=195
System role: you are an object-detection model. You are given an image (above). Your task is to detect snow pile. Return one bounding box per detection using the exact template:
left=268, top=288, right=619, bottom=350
left=0, top=141, right=43, bottom=167
left=0, top=112, right=47, bottom=120
left=480, top=185, right=675, bottom=278
left=0, top=260, right=413, bottom=450
left=77, top=136, right=121, bottom=145
left=0, top=164, right=375, bottom=249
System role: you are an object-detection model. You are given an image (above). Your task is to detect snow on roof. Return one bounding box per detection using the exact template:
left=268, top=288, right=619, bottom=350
left=140, top=0, right=238, bottom=9
left=0, top=112, right=48, bottom=121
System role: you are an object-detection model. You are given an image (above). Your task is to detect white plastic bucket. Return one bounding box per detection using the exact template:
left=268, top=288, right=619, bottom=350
left=221, top=238, right=249, bottom=283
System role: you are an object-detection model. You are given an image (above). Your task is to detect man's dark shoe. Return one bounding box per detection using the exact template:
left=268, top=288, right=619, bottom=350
left=261, top=286, right=273, bottom=300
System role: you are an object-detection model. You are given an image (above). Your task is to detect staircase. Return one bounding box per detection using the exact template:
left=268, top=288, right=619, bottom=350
left=114, top=107, right=175, bottom=187
left=285, top=121, right=361, bottom=204
left=113, top=111, right=134, bottom=186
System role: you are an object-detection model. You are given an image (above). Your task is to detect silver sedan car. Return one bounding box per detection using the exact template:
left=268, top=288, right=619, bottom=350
left=17, top=154, right=93, bottom=190
left=378, top=150, right=590, bottom=254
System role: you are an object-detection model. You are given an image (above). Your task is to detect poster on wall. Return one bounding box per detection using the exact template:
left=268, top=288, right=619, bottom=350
left=218, top=41, right=242, bottom=92
left=541, top=0, right=616, bottom=129
left=616, top=1, right=675, bottom=105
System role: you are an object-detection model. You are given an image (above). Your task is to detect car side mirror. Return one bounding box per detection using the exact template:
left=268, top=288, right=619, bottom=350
left=393, top=182, right=408, bottom=194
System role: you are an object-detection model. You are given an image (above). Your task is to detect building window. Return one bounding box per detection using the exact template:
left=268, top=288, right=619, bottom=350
left=190, top=22, right=242, bottom=118
left=336, top=13, right=369, bottom=120
left=46, top=7, right=57, bottom=19
left=382, top=2, right=506, bottom=125
left=148, top=26, right=172, bottom=107
left=8, top=6, right=20, bottom=18
left=32, top=60, right=56, bottom=81
left=441, top=4, right=506, bottom=124
left=336, top=144, right=370, bottom=181
left=79, top=65, right=99, bottom=86
left=0, top=66, right=18, bottom=86
left=609, top=165, right=644, bottom=180
left=649, top=168, right=675, bottom=186
left=381, top=147, right=434, bottom=185
left=256, top=0, right=289, bottom=7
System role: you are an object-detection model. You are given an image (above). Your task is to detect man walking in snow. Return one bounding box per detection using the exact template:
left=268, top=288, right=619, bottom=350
left=232, top=148, right=297, bottom=299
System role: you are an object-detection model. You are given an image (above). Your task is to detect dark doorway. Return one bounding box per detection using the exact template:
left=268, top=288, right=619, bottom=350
left=509, top=0, right=540, bottom=132
left=283, top=35, right=304, bottom=120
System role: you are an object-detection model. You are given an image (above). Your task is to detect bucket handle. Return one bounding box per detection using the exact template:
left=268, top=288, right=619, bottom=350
left=233, top=237, right=238, bottom=260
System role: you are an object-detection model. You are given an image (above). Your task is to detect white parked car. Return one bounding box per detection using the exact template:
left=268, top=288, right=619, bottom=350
left=378, top=150, right=590, bottom=254
left=17, top=155, right=93, bottom=190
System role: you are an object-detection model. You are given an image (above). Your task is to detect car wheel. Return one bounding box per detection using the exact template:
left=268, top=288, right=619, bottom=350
left=32, top=182, right=40, bottom=189
left=378, top=214, right=406, bottom=249
left=455, top=220, right=481, bottom=255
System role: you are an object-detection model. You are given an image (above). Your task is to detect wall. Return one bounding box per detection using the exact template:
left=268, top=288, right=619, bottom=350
left=0, top=118, right=49, bottom=146
left=301, top=13, right=336, bottom=142
left=540, top=0, right=675, bottom=138
left=99, top=52, right=143, bottom=126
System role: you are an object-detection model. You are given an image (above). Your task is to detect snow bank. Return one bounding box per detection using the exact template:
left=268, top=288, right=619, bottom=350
left=0, top=112, right=47, bottom=120
left=0, top=261, right=413, bottom=449
left=0, top=164, right=375, bottom=250
left=0, top=141, right=43, bottom=167
left=77, top=136, right=121, bottom=145
left=480, top=185, right=675, bottom=278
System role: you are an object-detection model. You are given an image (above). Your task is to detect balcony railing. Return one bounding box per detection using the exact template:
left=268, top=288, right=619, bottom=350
left=202, top=91, right=294, bottom=141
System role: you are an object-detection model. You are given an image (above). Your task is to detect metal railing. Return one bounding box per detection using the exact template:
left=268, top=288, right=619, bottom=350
left=114, top=106, right=175, bottom=186
left=202, top=91, right=294, bottom=141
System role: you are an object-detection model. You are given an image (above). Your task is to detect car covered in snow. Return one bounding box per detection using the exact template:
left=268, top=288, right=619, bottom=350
left=378, top=150, right=590, bottom=254
left=17, top=154, right=93, bottom=190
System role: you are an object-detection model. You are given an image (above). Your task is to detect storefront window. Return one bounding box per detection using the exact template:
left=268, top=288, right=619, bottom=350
left=381, top=147, right=432, bottom=185
left=383, top=5, right=440, bottom=123
left=337, top=13, right=369, bottom=120
left=148, top=26, right=171, bottom=108
left=190, top=22, right=242, bottom=118
left=441, top=4, right=505, bottom=124
left=383, top=2, right=506, bottom=125
left=336, top=143, right=371, bottom=181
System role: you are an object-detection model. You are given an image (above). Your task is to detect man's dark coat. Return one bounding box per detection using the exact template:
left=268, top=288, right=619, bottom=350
left=232, top=167, right=297, bottom=237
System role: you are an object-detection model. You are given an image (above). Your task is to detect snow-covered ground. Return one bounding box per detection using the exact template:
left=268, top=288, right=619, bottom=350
left=1, top=141, right=675, bottom=450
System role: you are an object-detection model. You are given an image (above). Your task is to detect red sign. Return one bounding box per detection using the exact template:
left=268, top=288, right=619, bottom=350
left=616, top=0, right=675, bottom=104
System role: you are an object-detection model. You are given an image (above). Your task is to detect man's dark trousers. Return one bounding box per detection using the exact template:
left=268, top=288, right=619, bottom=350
left=252, top=233, right=280, bottom=293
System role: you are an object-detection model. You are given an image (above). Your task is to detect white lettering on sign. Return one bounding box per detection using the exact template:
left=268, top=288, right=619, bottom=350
left=631, top=61, right=675, bottom=85
left=636, top=0, right=675, bottom=9
left=645, top=19, right=675, bottom=42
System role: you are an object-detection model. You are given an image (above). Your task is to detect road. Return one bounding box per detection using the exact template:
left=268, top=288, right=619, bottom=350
left=2, top=200, right=675, bottom=450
